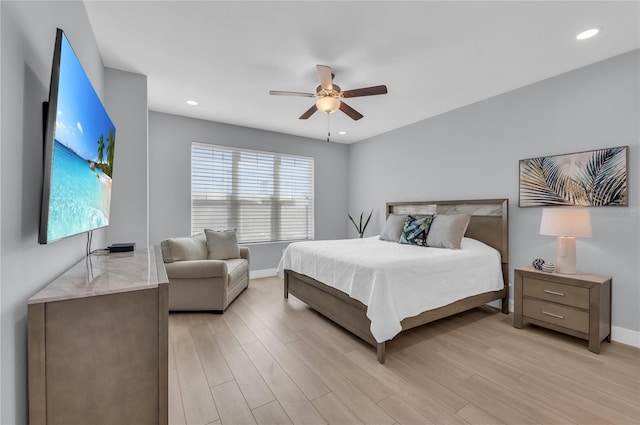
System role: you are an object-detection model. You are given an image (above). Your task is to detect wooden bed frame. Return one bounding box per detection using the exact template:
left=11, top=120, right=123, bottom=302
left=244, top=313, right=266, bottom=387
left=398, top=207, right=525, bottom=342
left=284, top=199, right=509, bottom=363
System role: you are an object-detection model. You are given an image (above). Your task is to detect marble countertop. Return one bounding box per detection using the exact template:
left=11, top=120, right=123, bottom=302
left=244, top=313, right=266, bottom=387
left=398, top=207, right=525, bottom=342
left=29, top=246, right=168, bottom=304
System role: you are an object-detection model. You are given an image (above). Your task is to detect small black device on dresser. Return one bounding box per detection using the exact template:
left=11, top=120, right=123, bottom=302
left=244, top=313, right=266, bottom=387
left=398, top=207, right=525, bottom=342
left=514, top=265, right=612, bottom=354
left=108, top=243, right=136, bottom=253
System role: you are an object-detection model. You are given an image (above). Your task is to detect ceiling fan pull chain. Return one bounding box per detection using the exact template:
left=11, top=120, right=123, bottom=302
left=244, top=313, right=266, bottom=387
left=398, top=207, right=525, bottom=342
left=326, top=114, right=331, bottom=142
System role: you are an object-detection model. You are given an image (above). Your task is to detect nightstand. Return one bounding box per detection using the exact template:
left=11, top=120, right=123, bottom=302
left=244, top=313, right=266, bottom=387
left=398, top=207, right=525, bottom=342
left=514, top=265, right=611, bottom=354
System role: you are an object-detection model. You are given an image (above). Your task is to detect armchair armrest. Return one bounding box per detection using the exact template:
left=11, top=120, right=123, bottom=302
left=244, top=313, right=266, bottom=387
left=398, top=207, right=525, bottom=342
left=239, top=246, right=250, bottom=264
left=164, top=260, right=227, bottom=279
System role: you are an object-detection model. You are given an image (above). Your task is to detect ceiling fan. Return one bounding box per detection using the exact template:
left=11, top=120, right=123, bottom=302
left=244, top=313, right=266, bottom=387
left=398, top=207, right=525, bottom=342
left=269, top=65, right=388, bottom=121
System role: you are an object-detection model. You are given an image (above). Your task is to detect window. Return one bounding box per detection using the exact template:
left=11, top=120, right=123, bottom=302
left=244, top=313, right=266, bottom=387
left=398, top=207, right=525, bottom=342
left=191, top=142, right=314, bottom=243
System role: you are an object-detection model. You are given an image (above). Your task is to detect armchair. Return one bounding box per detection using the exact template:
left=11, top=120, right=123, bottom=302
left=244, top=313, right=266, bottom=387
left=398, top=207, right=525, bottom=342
left=160, top=231, right=250, bottom=312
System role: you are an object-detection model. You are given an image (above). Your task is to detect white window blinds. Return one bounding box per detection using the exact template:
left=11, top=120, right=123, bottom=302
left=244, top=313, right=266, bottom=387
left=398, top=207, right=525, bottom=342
left=191, top=142, right=314, bottom=243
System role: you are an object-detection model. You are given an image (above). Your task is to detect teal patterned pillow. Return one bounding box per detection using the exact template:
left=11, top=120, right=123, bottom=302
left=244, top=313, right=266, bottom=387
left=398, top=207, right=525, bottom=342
left=399, top=215, right=434, bottom=247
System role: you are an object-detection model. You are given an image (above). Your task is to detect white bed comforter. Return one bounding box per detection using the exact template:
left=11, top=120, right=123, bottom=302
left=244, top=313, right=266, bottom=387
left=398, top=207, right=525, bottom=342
left=277, top=237, right=503, bottom=342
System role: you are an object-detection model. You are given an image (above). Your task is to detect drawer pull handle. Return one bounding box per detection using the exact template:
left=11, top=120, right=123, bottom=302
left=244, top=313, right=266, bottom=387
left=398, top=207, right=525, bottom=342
left=543, top=290, right=565, bottom=296
left=542, top=311, right=564, bottom=319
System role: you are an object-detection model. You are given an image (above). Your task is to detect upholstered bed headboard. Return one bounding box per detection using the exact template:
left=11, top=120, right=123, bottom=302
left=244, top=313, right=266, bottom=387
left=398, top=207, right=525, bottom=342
left=386, top=198, right=509, bottom=269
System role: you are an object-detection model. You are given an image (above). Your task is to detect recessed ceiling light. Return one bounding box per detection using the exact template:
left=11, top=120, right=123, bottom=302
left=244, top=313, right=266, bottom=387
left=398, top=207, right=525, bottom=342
left=186, top=100, right=198, bottom=106
left=576, top=28, right=600, bottom=40
left=338, top=131, right=347, bottom=135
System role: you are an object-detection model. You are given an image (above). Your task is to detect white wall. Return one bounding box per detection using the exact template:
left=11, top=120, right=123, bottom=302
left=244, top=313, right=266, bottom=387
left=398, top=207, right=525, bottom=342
left=348, top=50, right=640, bottom=342
left=148, top=112, right=350, bottom=271
left=104, top=68, right=149, bottom=248
left=0, top=2, right=104, bottom=423
left=0, top=2, right=4, bottom=420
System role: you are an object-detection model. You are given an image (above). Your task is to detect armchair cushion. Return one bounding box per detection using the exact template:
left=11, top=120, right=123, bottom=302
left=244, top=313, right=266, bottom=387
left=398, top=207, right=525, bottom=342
left=205, top=229, right=240, bottom=260
left=164, top=259, right=227, bottom=279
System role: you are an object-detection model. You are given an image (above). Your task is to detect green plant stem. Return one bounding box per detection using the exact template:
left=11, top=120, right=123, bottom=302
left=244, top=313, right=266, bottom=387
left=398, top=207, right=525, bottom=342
left=348, top=210, right=373, bottom=235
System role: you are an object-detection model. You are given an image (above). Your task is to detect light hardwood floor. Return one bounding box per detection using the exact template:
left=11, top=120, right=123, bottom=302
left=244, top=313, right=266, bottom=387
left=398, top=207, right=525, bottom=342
left=169, top=277, right=640, bottom=425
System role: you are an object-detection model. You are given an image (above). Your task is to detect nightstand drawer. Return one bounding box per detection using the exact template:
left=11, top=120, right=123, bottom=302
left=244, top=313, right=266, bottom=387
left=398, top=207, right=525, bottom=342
left=523, top=298, right=589, bottom=333
left=523, top=277, right=589, bottom=309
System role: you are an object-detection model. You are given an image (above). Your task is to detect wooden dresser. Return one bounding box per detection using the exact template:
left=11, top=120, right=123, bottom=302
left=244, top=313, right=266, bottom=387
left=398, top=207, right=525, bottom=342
left=28, top=247, right=168, bottom=424
left=514, top=265, right=611, bottom=353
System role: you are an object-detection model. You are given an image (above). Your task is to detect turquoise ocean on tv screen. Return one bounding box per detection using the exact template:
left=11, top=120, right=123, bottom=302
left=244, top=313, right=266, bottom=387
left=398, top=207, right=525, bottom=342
left=47, top=140, right=111, bottom=241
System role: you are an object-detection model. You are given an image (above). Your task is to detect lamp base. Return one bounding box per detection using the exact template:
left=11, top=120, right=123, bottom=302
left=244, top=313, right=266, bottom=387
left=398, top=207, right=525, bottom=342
left=556, top=236, right=577, bottom=274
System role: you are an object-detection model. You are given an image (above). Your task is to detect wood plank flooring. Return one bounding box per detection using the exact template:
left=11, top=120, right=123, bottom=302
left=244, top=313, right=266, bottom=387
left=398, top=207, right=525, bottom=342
left=169, top=277, right=640, bottom=425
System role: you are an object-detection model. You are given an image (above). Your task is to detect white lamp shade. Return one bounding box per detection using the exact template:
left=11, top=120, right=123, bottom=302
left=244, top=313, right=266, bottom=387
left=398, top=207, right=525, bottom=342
left=539, top=208, right=592, bottom=238
left=316, top=96, right=341, bottom=114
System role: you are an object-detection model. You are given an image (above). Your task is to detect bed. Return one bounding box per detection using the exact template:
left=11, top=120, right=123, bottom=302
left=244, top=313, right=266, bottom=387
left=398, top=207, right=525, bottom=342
left=280, top=199, right=509, bottom=363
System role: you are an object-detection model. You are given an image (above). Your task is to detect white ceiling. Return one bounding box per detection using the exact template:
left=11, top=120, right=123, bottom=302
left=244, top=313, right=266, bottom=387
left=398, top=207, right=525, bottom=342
left=84, top=1, right=640, bottom=144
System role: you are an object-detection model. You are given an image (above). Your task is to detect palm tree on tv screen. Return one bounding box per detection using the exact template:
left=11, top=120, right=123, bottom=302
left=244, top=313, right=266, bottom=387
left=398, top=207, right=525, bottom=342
left=97, top=134, right=105, bottom=164
left=106, top=129, right=115, bottom=177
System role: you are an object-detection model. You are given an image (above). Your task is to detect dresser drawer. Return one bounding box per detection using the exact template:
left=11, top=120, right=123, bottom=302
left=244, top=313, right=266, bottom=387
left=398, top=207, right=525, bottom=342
left=523, top=277, right=589, bottom=309
left=523, top=298, right=589, bottom=333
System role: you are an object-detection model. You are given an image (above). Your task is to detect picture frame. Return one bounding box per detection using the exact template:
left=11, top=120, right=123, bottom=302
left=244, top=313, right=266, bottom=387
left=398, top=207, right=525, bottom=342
left=519, top=146, right=628, bottom=207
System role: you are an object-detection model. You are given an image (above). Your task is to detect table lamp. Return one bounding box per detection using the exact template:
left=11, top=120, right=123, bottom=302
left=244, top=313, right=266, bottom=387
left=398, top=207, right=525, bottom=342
left=539, top=208, right=592, bottom=274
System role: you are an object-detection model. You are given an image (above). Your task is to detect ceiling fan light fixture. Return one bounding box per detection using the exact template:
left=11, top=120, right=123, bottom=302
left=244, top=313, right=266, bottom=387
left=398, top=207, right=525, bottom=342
left=316, top=96, right=341, bottom=114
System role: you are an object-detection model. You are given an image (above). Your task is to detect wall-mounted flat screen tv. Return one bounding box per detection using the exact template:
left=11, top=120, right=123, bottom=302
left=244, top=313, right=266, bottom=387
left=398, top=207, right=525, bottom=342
left=39, top=28, right=116, bottom=244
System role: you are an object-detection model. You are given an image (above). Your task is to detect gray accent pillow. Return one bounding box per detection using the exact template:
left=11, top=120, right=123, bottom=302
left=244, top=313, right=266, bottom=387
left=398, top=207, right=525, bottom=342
left=161, top=233, right=208, bottom=263
left=205, top=229, right=241, bottom=260
left=379, top=214, right=408, bottom=242
left=426, top=214, right=471, bottom=249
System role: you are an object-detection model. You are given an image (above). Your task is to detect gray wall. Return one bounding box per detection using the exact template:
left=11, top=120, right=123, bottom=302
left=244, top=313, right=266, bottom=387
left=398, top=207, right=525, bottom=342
left=104, top=68, right=149, bottom=248
left=0, top=2, right=105, bottom=423
left=348, top=50, right=640, bottom=337
left=149, top=112, right=350, bottom=270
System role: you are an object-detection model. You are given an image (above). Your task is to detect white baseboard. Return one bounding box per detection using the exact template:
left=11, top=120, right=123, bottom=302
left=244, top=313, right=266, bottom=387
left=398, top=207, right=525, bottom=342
left=611, top=326, right=640, bottom=348
left=250, top=268, right=278, bottom=279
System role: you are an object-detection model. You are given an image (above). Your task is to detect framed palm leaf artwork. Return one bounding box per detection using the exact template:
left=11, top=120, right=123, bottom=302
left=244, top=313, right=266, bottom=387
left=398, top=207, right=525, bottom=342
left=519, top=146, right=628, bottom=207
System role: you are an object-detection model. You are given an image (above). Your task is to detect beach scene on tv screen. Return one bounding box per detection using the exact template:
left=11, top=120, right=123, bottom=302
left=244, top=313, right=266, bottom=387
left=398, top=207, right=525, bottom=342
left=47, top=33, right=115, bottom=242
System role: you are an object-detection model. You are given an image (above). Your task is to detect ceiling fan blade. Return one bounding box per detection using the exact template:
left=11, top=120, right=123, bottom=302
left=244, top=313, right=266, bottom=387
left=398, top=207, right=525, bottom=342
left=341, top=85, right=388, bottom=98
left=316, top=65, right=333, bottom=90
left=269, top=90, right=315, bottom=97
left=299, top=104, right=318, bottom=120
left=339, top=101, right=363, bottom=121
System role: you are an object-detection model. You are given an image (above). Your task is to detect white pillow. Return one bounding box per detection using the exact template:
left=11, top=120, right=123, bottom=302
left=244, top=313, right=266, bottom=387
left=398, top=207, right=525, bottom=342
left=426, top=214, right=471, bottom=249
left=205, top=229, right=240, bottom=260
left=379, top=214, right=408, bottom=242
